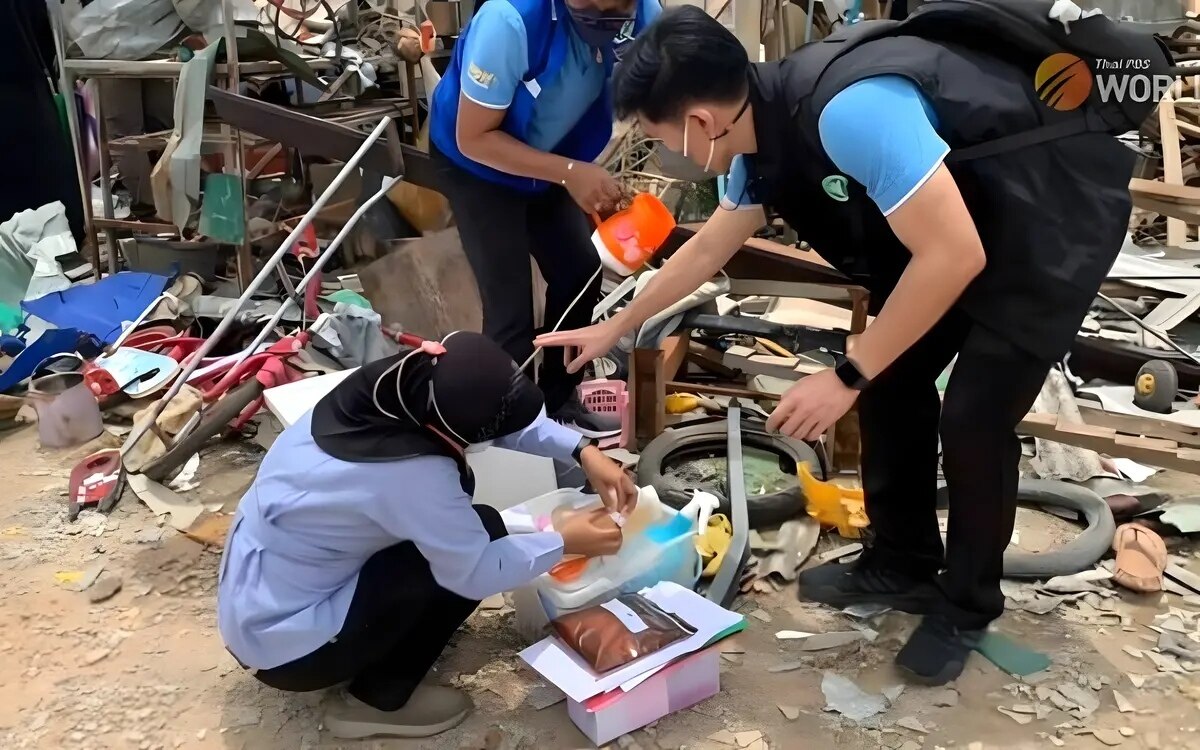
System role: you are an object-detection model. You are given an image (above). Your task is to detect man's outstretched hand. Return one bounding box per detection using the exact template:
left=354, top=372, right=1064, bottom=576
left=766, top=369, right=859, bottom=442
left=534, top=320, right=623, bottom=374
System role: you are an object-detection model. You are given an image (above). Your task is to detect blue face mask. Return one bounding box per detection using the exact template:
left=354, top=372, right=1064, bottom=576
left=567, top=5, right=635, bottom=49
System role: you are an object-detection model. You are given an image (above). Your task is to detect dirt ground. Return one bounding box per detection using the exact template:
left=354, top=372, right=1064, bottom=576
left=1, top=424, right=1199, bottom=750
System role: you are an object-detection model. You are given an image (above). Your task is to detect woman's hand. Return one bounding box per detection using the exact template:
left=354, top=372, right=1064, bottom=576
left=579, top=445, right=638, bottom=515
left=558, top=507, right=623, bottom=558
left=534, top=319, right=624, bottom=374
left=563, top=161, right=622, bottom=215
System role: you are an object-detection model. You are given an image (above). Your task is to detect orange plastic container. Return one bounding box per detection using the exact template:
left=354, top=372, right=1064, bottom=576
left=591, top=193, right=676, bottom=277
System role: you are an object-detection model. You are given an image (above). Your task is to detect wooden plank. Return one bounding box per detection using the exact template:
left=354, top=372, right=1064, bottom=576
left=632, top=348, right=666, bottom=450
left=93, top=218, right=181, bottom=235
left=1158, top=87, right=1190, bottom=246
left=1113, top=434, right=1179, bottom=452
left=666, top=380, right=780, bottom=402
left=1018, top=416, right=1200, bottom=474
left=661, top=334, right=689, bottom=381
left=725, top=278, right=856, bottom=303
left=1053, top=419, right=1118, bottom=440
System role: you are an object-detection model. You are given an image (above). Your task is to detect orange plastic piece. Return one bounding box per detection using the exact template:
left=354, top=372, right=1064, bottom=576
left=591, top=193, right=676, bottom=276
left=548, top=556, right=590, bottom=582
left=419, top=20, right=437, bottom=54
left=798, top=462, right=870, bottom=539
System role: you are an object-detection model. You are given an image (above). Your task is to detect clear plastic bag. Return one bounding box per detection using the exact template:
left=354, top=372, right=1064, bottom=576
left=551, top=593, right=696, bottom=673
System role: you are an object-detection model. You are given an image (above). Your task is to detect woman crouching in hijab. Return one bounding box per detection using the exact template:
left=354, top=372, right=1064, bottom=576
left=217, top=331, right=636, bottom=739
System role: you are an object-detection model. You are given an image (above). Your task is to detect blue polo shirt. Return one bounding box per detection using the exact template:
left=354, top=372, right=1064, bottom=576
left=723, top=75, right=951, bottom=215
left=459, top=0, right=662, bottom=152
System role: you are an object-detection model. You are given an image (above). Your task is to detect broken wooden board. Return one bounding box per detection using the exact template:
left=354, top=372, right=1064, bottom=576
left=1018, top=413, right=1200, bottom=474
left=359, top=229, right=482, bottom=340
left=183, top=512, right=234, bottom=548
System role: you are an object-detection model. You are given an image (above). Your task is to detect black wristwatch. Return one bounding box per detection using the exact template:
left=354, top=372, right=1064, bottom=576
left=572, top=437, right=596, bottom=463
left=834, top=356, right=871, bottom=391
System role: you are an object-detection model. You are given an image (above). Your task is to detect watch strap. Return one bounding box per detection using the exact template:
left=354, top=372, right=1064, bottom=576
left=834, top=356, right=870, bottom=390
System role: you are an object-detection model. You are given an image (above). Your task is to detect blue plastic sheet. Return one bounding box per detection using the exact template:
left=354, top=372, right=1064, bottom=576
left=21, top=272, right=169, bottom=344
left=0, top=327, right=82, bottom=393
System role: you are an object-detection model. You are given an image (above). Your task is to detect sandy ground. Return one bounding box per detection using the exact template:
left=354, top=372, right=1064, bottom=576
left=1, top=424, right=1199, bottom=750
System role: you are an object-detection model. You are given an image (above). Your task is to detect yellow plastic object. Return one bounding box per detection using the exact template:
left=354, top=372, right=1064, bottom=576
left=665, top=393, right=702, bottom=414
left=695, top=513, right=733, bottom=578
left=798, top=462, right=870, bottom=539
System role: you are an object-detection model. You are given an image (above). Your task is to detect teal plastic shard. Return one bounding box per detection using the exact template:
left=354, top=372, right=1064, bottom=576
left=975, top=630, right=1051, bottom=677
left=199, top=173, right=246, bottom=245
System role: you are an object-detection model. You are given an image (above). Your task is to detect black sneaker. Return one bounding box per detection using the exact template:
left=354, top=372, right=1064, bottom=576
left=551, top=396, right=621, bottom=439
left=796, top=558, right=942, bottom=615
left=895, top=615, right=982, bottom=686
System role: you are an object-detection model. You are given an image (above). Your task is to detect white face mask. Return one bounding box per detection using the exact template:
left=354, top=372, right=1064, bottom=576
left=682, top=117, right=716, bottom=175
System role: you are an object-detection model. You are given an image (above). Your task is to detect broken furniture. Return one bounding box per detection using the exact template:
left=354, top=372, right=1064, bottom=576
left=627, top=227, right=868, bottom=474
left=46, top=0, right=421, bottom=291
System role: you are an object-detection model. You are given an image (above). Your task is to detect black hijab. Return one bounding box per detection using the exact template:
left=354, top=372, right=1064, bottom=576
left=309, top=331, right=545, bottom=467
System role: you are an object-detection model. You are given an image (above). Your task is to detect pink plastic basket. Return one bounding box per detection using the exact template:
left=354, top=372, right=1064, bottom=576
left=579, top=378, right=630, bottom=449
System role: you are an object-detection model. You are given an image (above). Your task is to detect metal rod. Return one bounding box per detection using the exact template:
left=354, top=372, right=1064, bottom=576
left=122, top=116, right=395, bottom=459
left=94, top=94, right=120, bottom=275
left=233, top=175, right=405, bottom=365
left=709, top=403, right=749, bottom=607
left=46, top=0, right=101, bottom=280
left=222, top=0, right=256, bottom=290
left=1095, top=291, right=1200, bottom=369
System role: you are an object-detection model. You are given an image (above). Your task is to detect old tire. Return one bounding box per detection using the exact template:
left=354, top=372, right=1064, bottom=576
left=937, top=479, right=1116, bottom=579
left=636, top=417, right=825, bottom=528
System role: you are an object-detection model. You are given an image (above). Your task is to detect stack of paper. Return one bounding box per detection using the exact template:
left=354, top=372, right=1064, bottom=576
left=519, top=581, right=745, bottom=704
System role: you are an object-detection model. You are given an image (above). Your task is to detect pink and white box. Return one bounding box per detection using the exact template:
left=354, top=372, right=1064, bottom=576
left=568, top=647, right=721, bottom=746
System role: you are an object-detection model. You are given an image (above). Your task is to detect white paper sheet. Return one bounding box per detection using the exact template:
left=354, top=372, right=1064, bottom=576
left=519, top=581, right=743, bottom=703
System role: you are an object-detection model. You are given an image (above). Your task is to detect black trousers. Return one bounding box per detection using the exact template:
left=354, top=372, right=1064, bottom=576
left=251, top=505, right=507, bottom=711
left=858, top=310, right=1051, bottom=630
left=429, top=145, right=602, bottom=413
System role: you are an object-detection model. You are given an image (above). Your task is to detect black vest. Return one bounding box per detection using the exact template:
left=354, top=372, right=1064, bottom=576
left=744, top=26, right=1136, bottom=361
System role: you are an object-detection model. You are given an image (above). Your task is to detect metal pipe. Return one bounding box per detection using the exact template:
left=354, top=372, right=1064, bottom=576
left=122, top=116, right=395, bottom=458
left=45, top=0, right=101, bottom=280
left=233, top=175, right=405, bottom=364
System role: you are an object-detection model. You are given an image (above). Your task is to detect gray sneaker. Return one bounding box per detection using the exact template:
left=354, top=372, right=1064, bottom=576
left=552, top=395, right=622, bottom=438
left=323, top=685, right=472, bottom=739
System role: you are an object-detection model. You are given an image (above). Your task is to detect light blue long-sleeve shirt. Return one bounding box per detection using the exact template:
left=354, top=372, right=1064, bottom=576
left=217, top=408, right=581, bottom=670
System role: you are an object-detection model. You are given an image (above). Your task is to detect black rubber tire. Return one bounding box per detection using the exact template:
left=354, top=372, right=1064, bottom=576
left=141, top=379, right=265, bottom=482
left=936, top=479, right=1116, bottom=579
left=1133, top=360, right=1178, bottom=414
left=636, top=417, right=825, bottom=527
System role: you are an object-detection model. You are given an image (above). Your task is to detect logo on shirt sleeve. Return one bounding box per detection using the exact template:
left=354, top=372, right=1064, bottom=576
left=822, top=175, right=850, bottom=202
left=467, top=62, right=495, bottom=89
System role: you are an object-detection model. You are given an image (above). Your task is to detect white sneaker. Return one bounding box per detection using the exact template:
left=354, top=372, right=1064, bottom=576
left=323, top=684, right=472, bottom=739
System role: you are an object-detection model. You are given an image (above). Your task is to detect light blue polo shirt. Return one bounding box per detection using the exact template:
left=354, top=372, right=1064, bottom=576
left=458, top=0, right=662, bottom=152
left=722, top=75, right=951, bottom=216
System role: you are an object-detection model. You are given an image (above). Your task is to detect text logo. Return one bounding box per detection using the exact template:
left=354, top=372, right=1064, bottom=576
left=1035, top=53, right=1093, bottom=111
left=822, top=175, right=850, bottom=202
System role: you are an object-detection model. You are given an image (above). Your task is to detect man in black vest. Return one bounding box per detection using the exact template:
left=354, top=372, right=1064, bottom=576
left=537, top=6, right=1135, bottom=684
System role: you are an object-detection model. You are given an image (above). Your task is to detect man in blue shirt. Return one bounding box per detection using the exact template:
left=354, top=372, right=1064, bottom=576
left=428, top=0, right=660, bottom=438
left=539, top=6, right=1137, bottom=685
